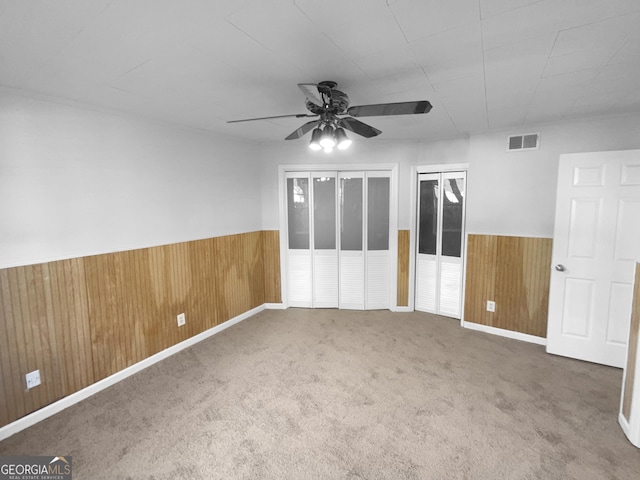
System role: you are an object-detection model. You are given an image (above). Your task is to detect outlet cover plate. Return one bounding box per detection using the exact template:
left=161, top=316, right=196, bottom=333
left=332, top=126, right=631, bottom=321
left=487, top=301, right=496, bottom=312
left=26, top=369, right=41, bottom=389
left=177, top=313, right=186, bottom=327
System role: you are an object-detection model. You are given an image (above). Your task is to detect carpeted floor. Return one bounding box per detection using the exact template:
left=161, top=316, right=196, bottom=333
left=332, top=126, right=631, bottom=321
left=1, top=309, right=639, bottom=479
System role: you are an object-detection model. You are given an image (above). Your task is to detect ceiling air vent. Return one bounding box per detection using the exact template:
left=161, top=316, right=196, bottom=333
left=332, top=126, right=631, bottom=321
left=507, top=133, right=539, bottom=151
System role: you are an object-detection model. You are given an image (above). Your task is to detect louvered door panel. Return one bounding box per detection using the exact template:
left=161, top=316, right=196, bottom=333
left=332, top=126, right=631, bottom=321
left=440, top=258, right=462, bottom=317
left=367, top=251, right=390, bottom=310
left=313, top=251, right=338, bottom=307
left=339, top=252, right=365, bottom=309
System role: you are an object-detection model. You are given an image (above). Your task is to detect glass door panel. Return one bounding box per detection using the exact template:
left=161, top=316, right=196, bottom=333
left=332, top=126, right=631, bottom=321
left=313, top=176, right=336, bottom=249
left=441, top=176, right=464, bottom=258
left=418, top=179, right=439, bottom=255
left=287, top=177, right=310, bottom=250
left=367, top=176, right=390, bottom=251
left=340, top=177, right=363, bottom=251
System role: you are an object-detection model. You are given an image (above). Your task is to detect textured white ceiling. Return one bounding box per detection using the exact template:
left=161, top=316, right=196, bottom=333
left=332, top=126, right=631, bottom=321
left=1, top=0, right=639, bottom=143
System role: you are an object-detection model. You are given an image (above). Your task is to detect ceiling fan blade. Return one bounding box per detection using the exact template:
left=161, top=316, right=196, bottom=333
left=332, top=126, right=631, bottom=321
left=285, top=120, right=322, bottom=140
left=337, top=117, right=382, bottom=138
left=297, top=83, right=323, bottom=106
left=347, top=100, right=432, bottom=117
left=227, top=113, right=316, bottom=123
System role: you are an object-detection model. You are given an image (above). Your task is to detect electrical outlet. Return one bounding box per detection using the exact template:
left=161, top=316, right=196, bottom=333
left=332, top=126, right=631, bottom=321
left=487, top=301, right=496, bottom=312
left=177, top=313, right=186, bottom=327
left=25, top=369, right=41, bottom=390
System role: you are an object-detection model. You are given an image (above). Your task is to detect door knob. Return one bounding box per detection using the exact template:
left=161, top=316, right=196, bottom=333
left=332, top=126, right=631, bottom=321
left=555, top=264, right=566, bottom=272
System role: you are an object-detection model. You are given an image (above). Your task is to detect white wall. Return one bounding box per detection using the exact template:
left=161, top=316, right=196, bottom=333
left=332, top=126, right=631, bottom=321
left=260, top=113, right=640, bottom=238
left=4, top=86, right=640, bottom=271
left=467, top=114, right=640, bottom=237
left=0, top=88, right=262, bottom=268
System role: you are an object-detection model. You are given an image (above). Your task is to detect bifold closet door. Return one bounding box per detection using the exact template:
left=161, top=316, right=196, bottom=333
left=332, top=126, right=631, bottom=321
left=366, top=173, right=391, bottom=310
left=286, top=170, right=392, bottom=310
left=338, top=172, right=391, bottom=310
left=312, top=173, right=338, bottom=308
left=286, top=173, right=312, bottom=307
left=339, top=173, right=365, bottom=309
left=415, top=172, right=466, bottom=318
left=416, top=174, right=439, bottom=312
left=439, top=173, right=465, bottom=317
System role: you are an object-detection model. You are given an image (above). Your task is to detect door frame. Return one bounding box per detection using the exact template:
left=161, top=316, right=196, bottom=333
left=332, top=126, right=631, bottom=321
left=278, top=163, right=399, bottom=310
left=409, top=163, right=469, bottom=318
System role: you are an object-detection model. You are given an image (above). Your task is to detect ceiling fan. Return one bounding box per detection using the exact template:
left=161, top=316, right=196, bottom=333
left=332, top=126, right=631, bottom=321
left=227, top=81, right=432, bottom=152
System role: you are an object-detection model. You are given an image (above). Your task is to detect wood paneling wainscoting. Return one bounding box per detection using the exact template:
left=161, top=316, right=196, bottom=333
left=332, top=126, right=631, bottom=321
left=397, top=230, right=410, bottom=307
left=262, top=230, right=281, bottom=304
left=0, top=231, right=281, bottom=428
left=464, top=234, right=552, bottom=338
left=622, top=263, right=640, bottom=422
left=0, top=259, right=95, bottom=426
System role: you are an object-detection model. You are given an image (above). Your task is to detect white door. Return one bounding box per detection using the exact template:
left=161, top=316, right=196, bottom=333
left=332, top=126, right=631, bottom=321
left=415, top=172, right=466, bottom=317
left=285, top=169, right=393, bottom=310
left=339, top=172, right=365, bottom=309
left=338, top=171, right=392, bottom=310
left=547, top=150, right=640, bottom=367
left=366, top=172, right=391, bottom=310
left=312, top=173, right=338, bottom=308
left=285, top=173, right=312, bottom=307
left=285, top=172, right=339, bottom=308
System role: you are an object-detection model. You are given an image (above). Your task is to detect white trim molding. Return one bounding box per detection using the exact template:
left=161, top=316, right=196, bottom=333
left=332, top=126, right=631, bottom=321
left=619, top=413, right=640, bottom=448
left=264, top=302, right=286, bottom=310
left=462, top=320, right=547, bottom=346
left=0, top=305, right=266, bottom=442
left=619, top=264, right=640, bottom=448
left=392, top=306, right=413, bottom=313
left=416, top=163, right=469, bottom=173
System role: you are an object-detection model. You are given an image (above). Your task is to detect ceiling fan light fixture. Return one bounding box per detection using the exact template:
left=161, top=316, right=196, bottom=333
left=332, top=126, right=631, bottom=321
left=308, top=127, right=323, bottom=150
left=319, top=125, right=336, bottom=149
left=229, top=81, right=432, bottom=150
left=335, top=127, right=352, bottom=150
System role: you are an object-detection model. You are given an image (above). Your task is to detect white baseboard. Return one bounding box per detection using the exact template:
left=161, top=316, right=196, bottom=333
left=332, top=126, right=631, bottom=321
left=619, top=413, right=640, bottom=448
left=0, top=304, right=266, bottom=442
left=264, top=302, right=286, bottom=309
left=462, top=321, right=547, bottom=346
left=391, top=306, right=413, bottom=313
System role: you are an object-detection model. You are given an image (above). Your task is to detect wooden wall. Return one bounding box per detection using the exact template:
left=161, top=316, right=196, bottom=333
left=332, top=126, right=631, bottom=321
left=262, top=230, right=282, bottom=304
left=0, top=231, right=281, bottom=428
left=464, top=234, right=553, bottom=338
left=397, top=230, right=410, bottom=307
left=0, top=259, right=94, bottom=426
left=623, top=263, right=640, bottom=422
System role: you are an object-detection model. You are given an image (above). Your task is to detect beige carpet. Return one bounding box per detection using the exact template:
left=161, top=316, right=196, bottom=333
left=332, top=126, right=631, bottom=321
left=1, top=309, right=639, bottom=479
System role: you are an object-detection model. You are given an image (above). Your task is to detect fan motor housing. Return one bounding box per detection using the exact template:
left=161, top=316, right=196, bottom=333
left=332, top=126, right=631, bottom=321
left=306, top=81, right=350, bottom=116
